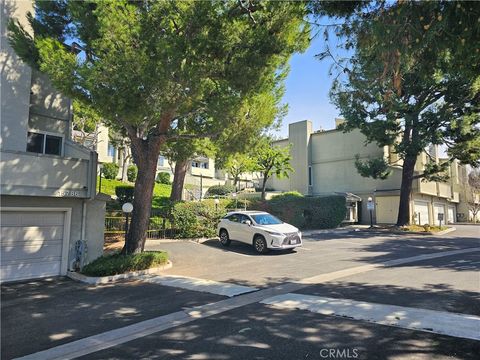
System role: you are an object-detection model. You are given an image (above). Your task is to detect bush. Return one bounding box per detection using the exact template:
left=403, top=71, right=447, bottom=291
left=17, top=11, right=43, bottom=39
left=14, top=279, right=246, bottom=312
left=205, top=184, right=236, bottom=197
left=171, top=201, right=226, bottom=238
left=115, top=185, right=135, bottom=203
left=127, top=165, right=138, bottom=182
left=251, top=194, right=346, bottom=229
left=102, top=163, right=119, bottom=180
left=81, top=251, right=168, bottom=277
left=156, top=172, right=171, bottom=184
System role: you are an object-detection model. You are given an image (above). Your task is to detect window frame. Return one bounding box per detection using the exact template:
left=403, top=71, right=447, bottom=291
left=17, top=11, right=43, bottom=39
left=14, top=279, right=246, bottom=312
left=27, top=130, right=64, bottom=156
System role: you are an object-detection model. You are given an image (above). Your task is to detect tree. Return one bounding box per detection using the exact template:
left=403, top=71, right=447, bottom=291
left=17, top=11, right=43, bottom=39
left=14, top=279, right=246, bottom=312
left=467, top=169, right=480, bottom=223
left=9, top=1, right=310, bottom=253
left=254, top=138, right=293, bottom=200
left=313, top=1, right=480, bottom=226
left=72, top=99, right=102, bottom=148
left=224, top=153, right=256, bottom=188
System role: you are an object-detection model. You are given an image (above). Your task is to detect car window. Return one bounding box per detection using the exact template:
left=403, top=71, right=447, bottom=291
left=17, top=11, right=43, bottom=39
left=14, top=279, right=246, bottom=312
left=252, top=213, right=283, bottom=225
left=239, top=214, right=251, bottom=224
left=227, top=214, right=239, bottom=223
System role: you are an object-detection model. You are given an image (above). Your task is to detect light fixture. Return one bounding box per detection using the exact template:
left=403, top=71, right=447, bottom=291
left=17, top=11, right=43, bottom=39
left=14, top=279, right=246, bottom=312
left=122, top=202, right=133, bottom=213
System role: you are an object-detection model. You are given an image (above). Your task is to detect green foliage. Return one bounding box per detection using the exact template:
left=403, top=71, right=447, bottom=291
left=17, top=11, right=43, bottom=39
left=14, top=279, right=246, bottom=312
left=223, top=154, right=256, bottom=185
left=81, top=251, right=168, bottom=277
left=354, top=155, right=391, bottom=180
left=156, top=172, right=171, bottom=185
left=171, top=201, right=225, bottom=238
left=251, top=194, right=346, bottom=229
left=102, top=163, right=119, bottom=180
left=115, top=185, right=134, bottom=203
left=72, top=99, right=102, bottom=136
left=205, top=184, right=236, bottom=197
left=127, top=165, right=138, bottom=182
left=270, top=191, right=303, bottom=200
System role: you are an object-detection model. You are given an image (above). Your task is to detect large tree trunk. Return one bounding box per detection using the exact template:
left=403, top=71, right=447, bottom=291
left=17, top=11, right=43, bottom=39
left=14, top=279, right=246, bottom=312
left=170, top=159, right=189, bottom=202
left=122, top=138, right=163, bottom=254
left=396, top=154, right=416, bottom=226
left=261, top=175, right=268, bottom=201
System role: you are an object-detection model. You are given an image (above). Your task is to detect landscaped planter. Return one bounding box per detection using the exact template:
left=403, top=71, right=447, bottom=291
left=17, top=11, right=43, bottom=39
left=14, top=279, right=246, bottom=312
left=67, top=260, right=172, bottom=285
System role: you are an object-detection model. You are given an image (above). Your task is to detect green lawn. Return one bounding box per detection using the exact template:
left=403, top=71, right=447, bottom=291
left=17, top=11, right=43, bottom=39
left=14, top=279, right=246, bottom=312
left=98, top=177, right=171, bottom=209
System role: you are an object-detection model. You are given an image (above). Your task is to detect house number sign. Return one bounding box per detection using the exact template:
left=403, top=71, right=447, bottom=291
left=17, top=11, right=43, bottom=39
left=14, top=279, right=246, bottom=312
left=55, top=190, right=81, bottom=197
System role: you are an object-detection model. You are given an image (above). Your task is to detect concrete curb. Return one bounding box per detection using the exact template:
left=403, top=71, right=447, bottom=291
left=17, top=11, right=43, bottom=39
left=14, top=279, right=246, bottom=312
left=67, top=261, right=173, bottom=285
left=381, top=226, right=456, bottom=236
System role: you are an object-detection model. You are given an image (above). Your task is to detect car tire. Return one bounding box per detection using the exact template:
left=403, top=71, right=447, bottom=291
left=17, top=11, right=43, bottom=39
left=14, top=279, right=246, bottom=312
left=253, top=235, right=269, bottom=254
left=219, top=229, right=231, bottom=247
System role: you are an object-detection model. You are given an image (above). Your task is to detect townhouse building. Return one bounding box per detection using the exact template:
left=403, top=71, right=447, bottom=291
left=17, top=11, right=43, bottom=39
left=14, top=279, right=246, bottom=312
left=268, top=120, right=469, bottom=225
left=1, top=1, right=107, bottom=282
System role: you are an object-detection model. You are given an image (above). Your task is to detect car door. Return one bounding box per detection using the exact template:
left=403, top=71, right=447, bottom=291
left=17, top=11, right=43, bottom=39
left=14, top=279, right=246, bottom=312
left=237, top=214, right=253, bottom=243
left=225, top=214, right=241, bottom=240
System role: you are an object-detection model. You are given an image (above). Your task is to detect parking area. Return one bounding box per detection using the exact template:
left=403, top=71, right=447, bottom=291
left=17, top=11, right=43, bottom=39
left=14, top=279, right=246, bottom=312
left=1, top=277, right=226, bottom=359
left=2, top=225, right=478, bottom=360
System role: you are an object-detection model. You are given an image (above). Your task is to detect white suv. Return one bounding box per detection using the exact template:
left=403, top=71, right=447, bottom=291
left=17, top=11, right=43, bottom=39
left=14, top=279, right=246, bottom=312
left=217, top=211, right=302, bottom=254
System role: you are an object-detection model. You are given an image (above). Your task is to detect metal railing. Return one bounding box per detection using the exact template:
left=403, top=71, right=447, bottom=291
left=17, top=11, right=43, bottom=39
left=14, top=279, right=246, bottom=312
left=105, top=211, right=176, bottom=239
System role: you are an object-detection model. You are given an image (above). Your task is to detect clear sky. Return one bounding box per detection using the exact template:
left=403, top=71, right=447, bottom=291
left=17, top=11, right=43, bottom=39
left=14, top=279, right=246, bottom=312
left=275, top=33, right=341, bottom=139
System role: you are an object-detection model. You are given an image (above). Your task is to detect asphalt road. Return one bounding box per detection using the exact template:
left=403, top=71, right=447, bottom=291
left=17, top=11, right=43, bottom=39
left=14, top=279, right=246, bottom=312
left=2, top=225, right=479, bottom=360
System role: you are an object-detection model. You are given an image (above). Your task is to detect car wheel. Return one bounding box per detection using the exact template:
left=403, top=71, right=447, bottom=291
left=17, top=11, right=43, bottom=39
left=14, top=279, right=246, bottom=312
left=219, top=229, right=231, bottom=247
left=253, top=235, right=268, bottom=254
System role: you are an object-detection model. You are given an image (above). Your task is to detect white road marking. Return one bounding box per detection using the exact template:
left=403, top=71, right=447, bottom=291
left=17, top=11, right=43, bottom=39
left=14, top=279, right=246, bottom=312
left=261, top=293, right=480, bottom=341
left=142, top=275, right=258, bottom=297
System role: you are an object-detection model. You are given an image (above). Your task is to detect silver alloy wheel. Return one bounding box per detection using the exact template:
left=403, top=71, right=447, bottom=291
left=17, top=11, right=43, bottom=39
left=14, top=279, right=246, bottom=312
left=219, top=230, right=230, bottom=246
left=254, top=237, right=265, bottom=253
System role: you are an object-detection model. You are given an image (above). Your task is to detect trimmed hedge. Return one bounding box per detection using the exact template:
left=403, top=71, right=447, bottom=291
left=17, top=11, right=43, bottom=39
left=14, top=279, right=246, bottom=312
left=251, top=194, right=346, bottom=229
left=81, top=251, right=168, bottom=277
left=115, top=185, right=134, bottom=203
left=205, top=184, right=236, bottom=197
left=156, top=172, right=171, bottom=185
left=102, top=163, right=119, bottom=180
left=171, top=200, right=227, bottom=238
left=127, top=165, right=138, bottom=182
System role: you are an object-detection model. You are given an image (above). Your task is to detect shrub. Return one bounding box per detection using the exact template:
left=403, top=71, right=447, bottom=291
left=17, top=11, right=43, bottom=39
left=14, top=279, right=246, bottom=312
left=205, top=184, right=236, bottom=197
left=251, top=194, right=346, bottom=229
left=102, top=163, right=119, bottom=179
left=127, top=165, right=138, bottom=182
left=156, top=172, right=171, bottom=184
left=171, top=201, right=226, bottom=238
left=115, top=185, right=135, bottom=203
left=81, top=251, right=168, bottom=277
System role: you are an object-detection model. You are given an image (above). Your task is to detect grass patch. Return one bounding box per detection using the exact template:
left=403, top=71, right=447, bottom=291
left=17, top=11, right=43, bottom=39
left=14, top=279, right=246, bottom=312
left=81, top=251, right=169, bottom=277
left=98, top=177, right=171, bottom=198
left=400, top=225, right=448, bottom=233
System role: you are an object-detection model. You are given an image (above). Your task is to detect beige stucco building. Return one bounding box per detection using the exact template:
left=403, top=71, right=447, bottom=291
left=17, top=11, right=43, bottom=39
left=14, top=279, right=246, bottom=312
left=1, top=1, right=107, bottom=282
left=268, top=120, right=468, bottom=225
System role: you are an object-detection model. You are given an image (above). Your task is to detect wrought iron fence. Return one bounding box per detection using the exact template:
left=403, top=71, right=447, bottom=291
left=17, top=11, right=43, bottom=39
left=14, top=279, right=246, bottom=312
left=105, top=211, right=176, bottom=239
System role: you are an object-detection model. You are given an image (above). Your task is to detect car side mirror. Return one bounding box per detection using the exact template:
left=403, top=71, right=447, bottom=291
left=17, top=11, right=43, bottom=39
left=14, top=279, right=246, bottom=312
left=245, top=220, right=252, bottom=226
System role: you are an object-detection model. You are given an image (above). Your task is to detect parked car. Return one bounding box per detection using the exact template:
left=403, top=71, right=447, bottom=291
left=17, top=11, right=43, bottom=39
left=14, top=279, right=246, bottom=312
left=217, top=211, right=302, bottom=254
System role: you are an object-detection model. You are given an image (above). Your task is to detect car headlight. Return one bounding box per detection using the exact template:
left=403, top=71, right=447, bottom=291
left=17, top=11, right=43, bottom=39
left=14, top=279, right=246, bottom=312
left=265, top=230, right=283, bottom=236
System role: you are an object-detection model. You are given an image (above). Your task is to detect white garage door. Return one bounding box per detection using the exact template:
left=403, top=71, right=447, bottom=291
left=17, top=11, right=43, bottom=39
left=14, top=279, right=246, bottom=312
left=375, top=196, right=399, bottom=224
left=447, top=206, right=455, bottom=224
left=433, top=204, right=446, bottom=226
left=0, top=210, right=69, bottom=282
left=414, top=201, right=430, bottom=225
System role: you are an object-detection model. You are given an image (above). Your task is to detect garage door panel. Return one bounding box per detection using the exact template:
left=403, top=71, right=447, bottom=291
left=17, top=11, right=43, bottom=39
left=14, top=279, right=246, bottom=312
left=0, top=212, right=64, bottom=226
left=1, top=261, right=62, bottom=282
left=376, top=196, right=399, bottom=224
left=414, top=202, right=430, bottom=225
left=1, top=243, right=63, bottom=262
left=0, top=210, right=67, bottom=282
left=1, top=226, right=64, bottom=242
left=447, top=206, right=455, bottom=224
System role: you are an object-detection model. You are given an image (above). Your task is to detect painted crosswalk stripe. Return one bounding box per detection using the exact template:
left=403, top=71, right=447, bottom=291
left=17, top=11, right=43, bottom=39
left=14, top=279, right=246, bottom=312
left=261, top=293, right=480, bottom=341
left=142, top=275, right=258, bottom=297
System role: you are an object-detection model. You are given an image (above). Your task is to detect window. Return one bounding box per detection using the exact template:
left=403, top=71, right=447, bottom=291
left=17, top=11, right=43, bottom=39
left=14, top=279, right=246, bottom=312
left=108, top=143, right=116, bottom=157
left=158, top=156, right=165, bottom=167
left=27, top=132, right=62, bottom=156
left=308, top=166, right=312, bottom=186
left=251, top=213, right=283, bottom=225
left=192, top=161, right=208, bottom=169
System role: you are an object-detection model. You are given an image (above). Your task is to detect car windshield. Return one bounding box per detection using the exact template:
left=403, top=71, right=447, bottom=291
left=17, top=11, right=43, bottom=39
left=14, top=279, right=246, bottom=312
left=252, top=213, right=283, bottom=225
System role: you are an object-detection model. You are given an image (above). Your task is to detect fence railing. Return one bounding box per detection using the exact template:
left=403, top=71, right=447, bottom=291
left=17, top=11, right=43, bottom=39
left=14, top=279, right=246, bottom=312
left=105, top=211, right=176, bottom=239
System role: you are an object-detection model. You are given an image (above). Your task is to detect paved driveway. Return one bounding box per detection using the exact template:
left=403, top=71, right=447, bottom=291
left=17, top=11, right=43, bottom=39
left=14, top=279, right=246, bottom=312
left=146, top=225, right=480, bottom=287
left=1, top=277, right=225, bottom=359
